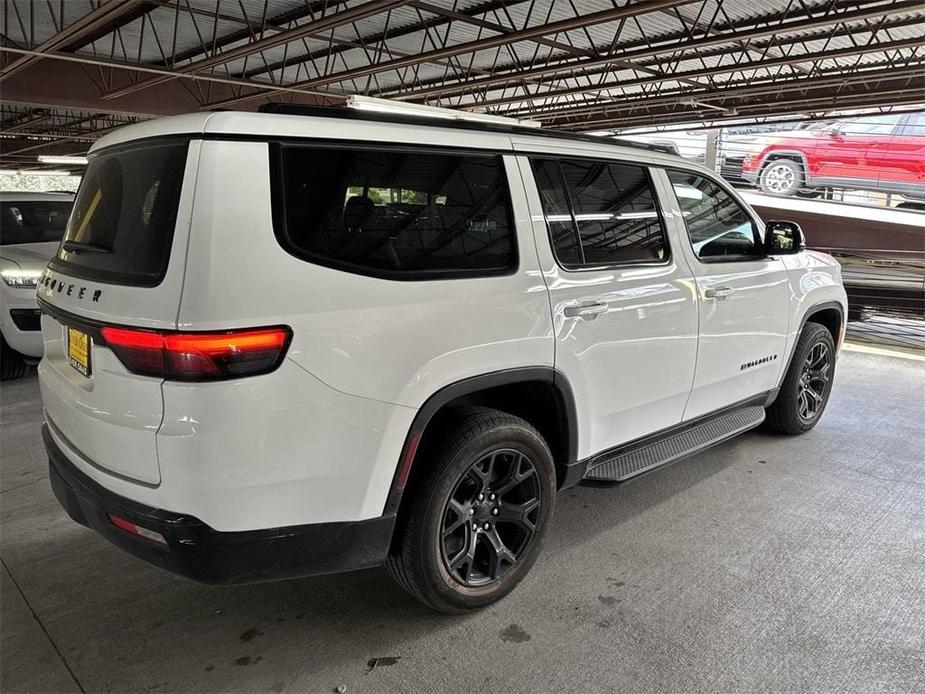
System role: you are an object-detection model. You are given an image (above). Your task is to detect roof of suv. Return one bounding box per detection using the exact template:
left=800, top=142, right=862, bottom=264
left=0, top=191, right=75, bottom=202
left=88, top=106, right=692, bottom=169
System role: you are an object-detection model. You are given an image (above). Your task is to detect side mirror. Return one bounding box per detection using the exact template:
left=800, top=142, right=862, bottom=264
left=764, top=220, right=805, bottom=255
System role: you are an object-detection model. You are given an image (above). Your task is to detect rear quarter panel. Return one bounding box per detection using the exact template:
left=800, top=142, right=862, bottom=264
left=165, top=137, right=553, bottom=524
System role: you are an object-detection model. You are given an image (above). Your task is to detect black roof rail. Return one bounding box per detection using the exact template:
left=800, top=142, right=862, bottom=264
left=256, top=102, right=676, bottom=155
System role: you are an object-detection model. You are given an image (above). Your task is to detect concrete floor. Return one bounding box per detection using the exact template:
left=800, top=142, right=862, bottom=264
left=2, top=348, right=924, bottom=694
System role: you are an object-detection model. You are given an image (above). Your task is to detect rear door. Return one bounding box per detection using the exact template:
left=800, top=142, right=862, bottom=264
left=814, top=115, right=904, bottom=188
left=518, top=150, right=698, bottom=459
left=877, top=113, right=925, bottom=192
left=38, top=139, right=197, bottom=485
left=655, top=168, right=790, bottom=419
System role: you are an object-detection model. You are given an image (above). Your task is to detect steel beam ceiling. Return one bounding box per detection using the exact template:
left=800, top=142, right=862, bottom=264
left=0, top=0, right=921, bottom=170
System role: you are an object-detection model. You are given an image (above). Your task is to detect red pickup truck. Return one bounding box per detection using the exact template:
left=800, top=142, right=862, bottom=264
left=735, top=112, right=925, bottom=198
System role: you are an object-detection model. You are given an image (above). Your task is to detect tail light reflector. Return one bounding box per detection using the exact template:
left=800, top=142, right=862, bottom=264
left=99, top=326, right=291, bottom=381
left=108, top=513, right=167, bottom=545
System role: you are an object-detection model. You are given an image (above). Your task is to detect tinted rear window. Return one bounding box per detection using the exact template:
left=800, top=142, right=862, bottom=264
left=0, top=201, right=72, bottom=244
left=273, top=145, right=516, bottom=279
left=530, top=157, right=667, bottom=268
left=51, top=141, right=188, bottom=286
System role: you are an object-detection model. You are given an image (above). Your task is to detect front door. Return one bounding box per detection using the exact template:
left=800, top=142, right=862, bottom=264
left=517, top=151, right=699, bottom=460
left=656, top=168, right=791, bottom=420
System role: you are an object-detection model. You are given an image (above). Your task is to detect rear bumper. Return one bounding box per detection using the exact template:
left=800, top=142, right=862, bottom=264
left=44, top=424, right=395, bottom=584
left=1, top=289, right=43, bottom=357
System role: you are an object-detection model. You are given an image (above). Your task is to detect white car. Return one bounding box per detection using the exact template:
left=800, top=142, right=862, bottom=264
left=1, top=191, right=73, bottom=379
left=37, top=108, right=847, bottom=612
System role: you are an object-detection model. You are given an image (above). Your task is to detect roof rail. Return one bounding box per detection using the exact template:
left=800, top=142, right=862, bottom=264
left=256, top=103, right=676, bottom=155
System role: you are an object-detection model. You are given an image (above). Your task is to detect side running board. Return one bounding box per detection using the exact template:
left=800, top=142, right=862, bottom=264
left=583, top=405, right=766, bottom=482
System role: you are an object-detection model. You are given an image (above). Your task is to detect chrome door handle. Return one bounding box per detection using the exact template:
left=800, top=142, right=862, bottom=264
left=704, top=286, right=733, bottom=301
left=564, top=301, right=608, bottom=320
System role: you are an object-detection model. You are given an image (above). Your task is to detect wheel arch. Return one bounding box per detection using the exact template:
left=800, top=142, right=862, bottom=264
left=804, top=304, right=843, bottom=347
left=758, top=150, right=812, bottom=183
left=383, top=367, right=579, bottom=519
left=778, top=300, right=845, bottom=390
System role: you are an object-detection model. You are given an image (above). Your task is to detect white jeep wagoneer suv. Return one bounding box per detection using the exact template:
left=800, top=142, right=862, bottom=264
left=1, top=191, right=73, bottom=379
left=38, top=106, right=846, bottom=612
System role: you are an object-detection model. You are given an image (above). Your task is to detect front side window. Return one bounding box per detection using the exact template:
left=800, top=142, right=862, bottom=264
left=274, top=146, right=515, bottom=279
left=666, top=170, right=763, bottom=261
left=530, top=157, right=666, bottom=268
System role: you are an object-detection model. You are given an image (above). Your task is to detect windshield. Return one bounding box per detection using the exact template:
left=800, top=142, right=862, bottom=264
left=0, top=201, right=72, bottom=245
left=51, top=140, right=188, bottom=286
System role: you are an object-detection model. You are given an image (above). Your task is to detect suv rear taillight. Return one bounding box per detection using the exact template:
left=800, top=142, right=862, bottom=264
left=99, top=326, right=292, bottom=381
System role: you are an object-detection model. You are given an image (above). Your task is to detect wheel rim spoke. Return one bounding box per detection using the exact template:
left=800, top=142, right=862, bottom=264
left=447, top=527, right=478, bottom=578
left=442, top=498, right=470, bottom=538
left=483, top=528, right=516, bottom=579
left=497, top=498, right=538, bottom=533
left=495, top=454, right=536, bottom=496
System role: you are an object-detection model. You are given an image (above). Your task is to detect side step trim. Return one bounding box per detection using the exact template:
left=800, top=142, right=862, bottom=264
left=583, top=406, right=765, bottom=482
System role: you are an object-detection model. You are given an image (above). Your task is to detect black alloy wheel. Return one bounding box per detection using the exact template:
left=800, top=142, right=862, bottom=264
left=387, top=407, right=555, bottom=613
left=766, top=322, right=836, bottom=434
left=440, top=449, right=541, bottom=587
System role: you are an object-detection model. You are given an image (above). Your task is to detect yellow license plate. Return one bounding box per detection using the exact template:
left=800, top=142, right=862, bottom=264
left=67, top=327, right=91, bottom=377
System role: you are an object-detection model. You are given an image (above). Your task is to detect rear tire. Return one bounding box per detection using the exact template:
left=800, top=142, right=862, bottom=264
left=766, top=323, right=835, bottom=434
left=386, top=408, right=556, bottom=613
left=1, top=336, right=29, bottom=380
left=759, top=159, right=804, bottom=197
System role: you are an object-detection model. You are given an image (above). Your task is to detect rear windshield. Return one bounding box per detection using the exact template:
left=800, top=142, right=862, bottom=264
left=0, top=201, right=72, bottom=245
left=51, top=140, right=188, bottom=286
left=273, top=144, right=516, bottom=279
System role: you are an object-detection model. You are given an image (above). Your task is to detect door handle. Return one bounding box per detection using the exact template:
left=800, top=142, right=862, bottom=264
left=564, top=300, right=608, bottom=320
left=704, top=286, right=734, bottom=301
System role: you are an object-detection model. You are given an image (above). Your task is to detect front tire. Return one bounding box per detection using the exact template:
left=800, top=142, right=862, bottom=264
left=766, top=323, right=836, bottom=434
left=387, top=408, right=556, bottom=613
left=1, top=336, right=29, bottom=380
left=759, top=159, right=804, bottom=197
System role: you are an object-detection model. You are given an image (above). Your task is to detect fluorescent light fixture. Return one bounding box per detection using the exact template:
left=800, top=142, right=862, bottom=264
left=673, top=185, right=705, bottom=201
left=15, top=169, right=71, bottom=176
left=38, top=155, right=89, bottom=165
left=616, top=211, right=658, bottom=220
left=346, top=95, right=542, bottom=128
left=547, top=212, right=656, bottom=223
left=683, top=98, right=737, bottom=115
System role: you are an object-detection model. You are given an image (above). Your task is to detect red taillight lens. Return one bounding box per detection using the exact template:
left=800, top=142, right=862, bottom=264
left=99, top=326, right=291, bottom=381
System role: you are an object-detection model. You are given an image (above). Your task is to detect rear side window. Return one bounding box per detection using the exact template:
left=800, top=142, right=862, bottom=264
left=51, top=141, right=188, bottom=286
left=273, top=145, right=516, bottom=279
left=0, top=201, right=72, bottom=244
left=530, top=157, right=666, bottom=268
left=665, top=169, right=763, bottom=261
